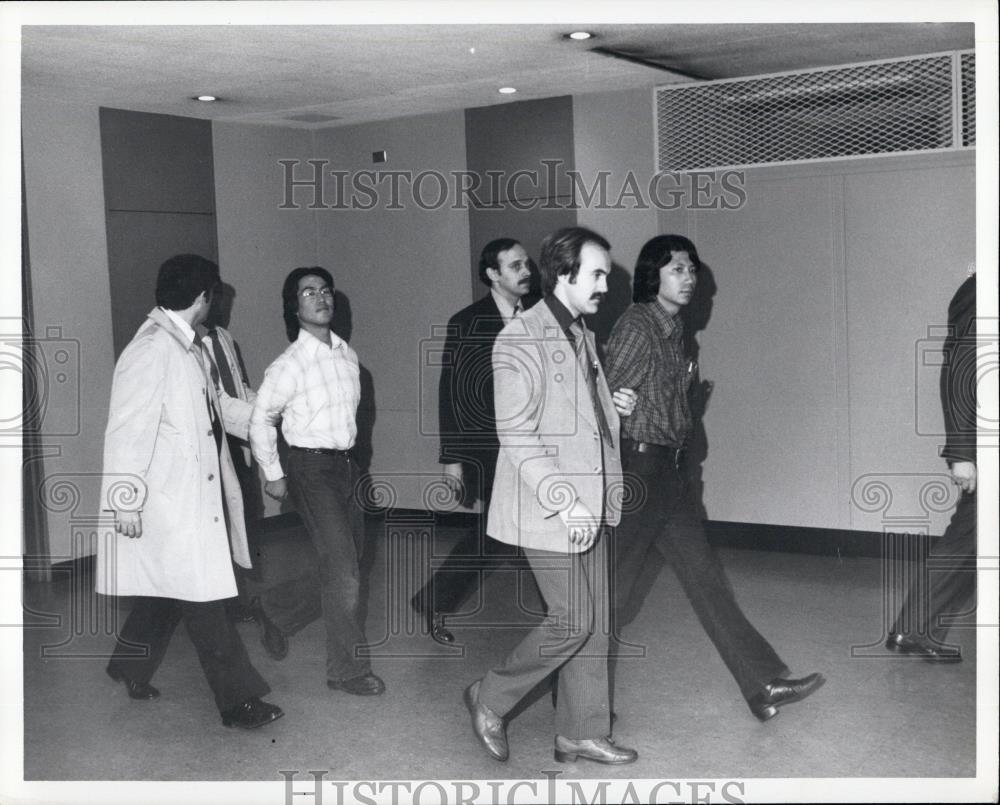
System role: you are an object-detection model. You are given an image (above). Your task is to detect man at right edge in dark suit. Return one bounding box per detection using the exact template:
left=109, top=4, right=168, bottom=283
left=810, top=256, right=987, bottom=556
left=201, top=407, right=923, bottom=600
left=887, top=272, right=978, bottom=660
left=411, top=238, right=535, bottom=643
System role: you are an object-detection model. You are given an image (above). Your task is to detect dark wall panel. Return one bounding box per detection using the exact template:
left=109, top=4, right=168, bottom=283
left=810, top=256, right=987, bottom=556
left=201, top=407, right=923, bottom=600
left=100, top=108, right=218, bottom=356
left=105, top=211, right=218, bottom=354
left=465, top=96, right=577, bottom=299
left=100, top=108, right=216, bottom=213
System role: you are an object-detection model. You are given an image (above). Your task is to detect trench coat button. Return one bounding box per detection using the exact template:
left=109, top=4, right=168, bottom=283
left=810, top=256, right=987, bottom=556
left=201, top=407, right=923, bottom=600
left=214, top=516, right=220, bottom=522
left=207, top=429, right=213, bottom=436
left=208, top=473, right=214, bottom=481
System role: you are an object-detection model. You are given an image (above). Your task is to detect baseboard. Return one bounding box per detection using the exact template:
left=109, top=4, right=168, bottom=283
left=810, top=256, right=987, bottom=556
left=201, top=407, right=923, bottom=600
left=40, top=509, right=927, bottom=580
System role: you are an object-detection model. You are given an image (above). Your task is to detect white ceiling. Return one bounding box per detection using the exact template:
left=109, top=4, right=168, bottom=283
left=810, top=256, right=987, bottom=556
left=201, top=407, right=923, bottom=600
left=20, top=22, right=975, bottom=129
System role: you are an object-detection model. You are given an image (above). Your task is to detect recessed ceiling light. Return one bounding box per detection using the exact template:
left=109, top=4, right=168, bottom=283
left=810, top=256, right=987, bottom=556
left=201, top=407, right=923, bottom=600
left=194, top=95, right=218, bottom=102
left=498, top=87, right=517, bottom=95
left=567, top=31, right=593, bottom=41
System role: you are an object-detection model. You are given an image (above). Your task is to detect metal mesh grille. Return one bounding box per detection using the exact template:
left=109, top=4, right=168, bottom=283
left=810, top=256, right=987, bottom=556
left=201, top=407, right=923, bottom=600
left=961, top=53, right=975, bottom=146
left=658, top=54, right=964, bottom=171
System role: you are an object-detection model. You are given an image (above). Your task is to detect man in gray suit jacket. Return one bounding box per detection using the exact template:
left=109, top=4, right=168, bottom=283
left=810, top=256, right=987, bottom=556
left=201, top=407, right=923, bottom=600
left=463, top=227, right=639, bottom=765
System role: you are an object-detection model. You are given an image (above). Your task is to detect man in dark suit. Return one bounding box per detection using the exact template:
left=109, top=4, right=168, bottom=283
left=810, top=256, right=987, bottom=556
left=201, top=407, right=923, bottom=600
left=887, top=273, right=977, bottom=661
left=411, top=238, right=535, bottom=643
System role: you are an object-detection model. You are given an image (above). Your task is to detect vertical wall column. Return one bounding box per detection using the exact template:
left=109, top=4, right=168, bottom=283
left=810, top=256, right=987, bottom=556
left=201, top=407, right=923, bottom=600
left=464, top=96, right=577, bottom=298
left=100, top=108, right=219, bottom=356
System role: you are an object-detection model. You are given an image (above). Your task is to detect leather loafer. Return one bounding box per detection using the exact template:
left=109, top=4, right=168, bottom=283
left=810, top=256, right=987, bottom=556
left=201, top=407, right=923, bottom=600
left=106, top=665, right=160, bottom=700
left=554, top=735, right=638, bottom=765
left=748, top=672, right=824, bottom=721
left=430, top=613, right=455, bottom=644
left=258, top=614, right=289, bottom=661
left=220, top=697, right=284, bottom=729
left=327, top=672, right=386, bottom=696
left=464, top=679, right=508, bottom=762
left=885, top=633, right=961, bottom=663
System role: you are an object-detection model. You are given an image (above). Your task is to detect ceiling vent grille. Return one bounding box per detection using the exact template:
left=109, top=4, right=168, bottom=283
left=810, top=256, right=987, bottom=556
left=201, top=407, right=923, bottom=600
left=656, top=51, right=975, bottom=171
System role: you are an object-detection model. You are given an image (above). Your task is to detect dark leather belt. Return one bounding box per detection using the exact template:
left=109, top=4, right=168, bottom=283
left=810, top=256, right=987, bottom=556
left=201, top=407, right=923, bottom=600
left=289, top=445, right=352, bottom=458
left=622, top=438, right=686, bottom=468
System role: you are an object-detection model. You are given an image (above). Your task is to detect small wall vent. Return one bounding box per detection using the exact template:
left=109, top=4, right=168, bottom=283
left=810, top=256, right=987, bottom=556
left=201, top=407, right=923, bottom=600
left=656, top=51, right=975, bottom=172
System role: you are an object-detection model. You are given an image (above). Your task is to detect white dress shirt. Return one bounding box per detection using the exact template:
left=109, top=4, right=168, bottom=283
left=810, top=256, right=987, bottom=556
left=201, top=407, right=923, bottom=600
left=490, top=288, right=523, bottom=325
left=250, top=328, right=361, bottom=481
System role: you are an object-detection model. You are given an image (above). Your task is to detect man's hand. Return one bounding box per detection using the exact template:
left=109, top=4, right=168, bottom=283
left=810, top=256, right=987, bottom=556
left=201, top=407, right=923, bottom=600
left=612, top=388, right=638, bottom=417
left=265, top=478, right=288, bottom=501
left=564, top=498, right=600, bottom=550
left=950, top=461, right=977, bottom=494
left=441, top=463, right=464, bottom=499
left=115, top=511, right=142, bottom=539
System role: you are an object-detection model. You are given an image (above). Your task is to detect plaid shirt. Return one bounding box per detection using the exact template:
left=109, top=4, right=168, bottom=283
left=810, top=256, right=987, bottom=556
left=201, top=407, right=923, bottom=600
left=250, top=328, right=360, bottom=481
left=605, top=301, right=693, bottom=448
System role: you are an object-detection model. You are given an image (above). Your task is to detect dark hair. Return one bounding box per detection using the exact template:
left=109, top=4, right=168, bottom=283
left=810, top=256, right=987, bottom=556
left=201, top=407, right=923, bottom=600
left=477, top=238, right=522, bottom=286
left=538, top=227, right=611, bottom=296
left=632, top=234, right=701, bottom=303
left=155, top=254, right=220, bottom=311
left=282, top=266, right=334, bottom=341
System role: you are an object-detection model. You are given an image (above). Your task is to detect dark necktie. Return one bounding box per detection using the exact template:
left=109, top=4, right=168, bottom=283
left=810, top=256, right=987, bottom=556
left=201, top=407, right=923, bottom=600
left=193, top=334, right=223, bottom=453
left=207, top=328, right=239, bottom=398
left=571, top=321, right=614, bottom=447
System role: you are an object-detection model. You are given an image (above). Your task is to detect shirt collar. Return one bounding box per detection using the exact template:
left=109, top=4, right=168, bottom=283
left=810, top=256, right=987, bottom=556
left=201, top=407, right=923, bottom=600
left=161, top=307, right=196, bottom=346
left=490, top=288, right=522, bottom=322
left=296, top=326, right=347, bottom=353
left=544, top=294, right=580, bottom=338
left=648, top=300, right=684, bottom=339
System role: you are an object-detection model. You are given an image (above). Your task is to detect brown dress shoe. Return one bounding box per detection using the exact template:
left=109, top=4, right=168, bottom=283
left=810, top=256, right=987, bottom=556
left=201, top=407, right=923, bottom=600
left=554, top=735, right=638, bottom=765
left=464, top=679, right=508, bottom=761
left=327, top=672, right=386, bottom=696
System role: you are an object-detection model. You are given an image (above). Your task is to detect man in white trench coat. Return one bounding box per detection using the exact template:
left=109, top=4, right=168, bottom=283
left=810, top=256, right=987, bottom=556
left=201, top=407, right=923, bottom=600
left=98, top=254, right=283, bottom=730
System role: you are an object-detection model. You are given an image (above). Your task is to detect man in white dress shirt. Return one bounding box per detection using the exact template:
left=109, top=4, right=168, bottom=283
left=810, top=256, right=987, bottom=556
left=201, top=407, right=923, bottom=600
left=250, top=267, right=384, bottom=696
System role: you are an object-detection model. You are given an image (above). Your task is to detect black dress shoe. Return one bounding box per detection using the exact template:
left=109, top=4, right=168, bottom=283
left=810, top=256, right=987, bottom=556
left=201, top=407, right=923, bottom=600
left=554, top=735, right=638, bottom=765
left=464, top=679, right=508, bottom=761
left=106, top=665, right=160, bottom=700
left=327, top=672, right=386, bottom=696
left=220, top=697, right=284, bottom=729
left=258, top=614, right=289, bottom=661
left=430, top=612, right=455, bottom=644
left=885, top=633, right=961, bottom=663
left=748, top=672, right=825, bottom=721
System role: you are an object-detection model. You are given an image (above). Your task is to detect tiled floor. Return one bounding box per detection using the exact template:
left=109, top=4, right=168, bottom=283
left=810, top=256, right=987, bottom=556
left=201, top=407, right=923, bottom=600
left=21, top=521, right=983, bottom=787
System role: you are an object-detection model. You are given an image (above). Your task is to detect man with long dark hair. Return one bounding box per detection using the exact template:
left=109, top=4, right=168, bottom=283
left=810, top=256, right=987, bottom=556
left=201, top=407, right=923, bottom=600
left=606, top=234, right=823, bottom=721
left=250, top=267, right=385, bottom=697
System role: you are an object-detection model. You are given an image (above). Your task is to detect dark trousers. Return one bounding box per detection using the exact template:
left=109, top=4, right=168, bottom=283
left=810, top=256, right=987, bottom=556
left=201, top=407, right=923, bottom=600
left=411, top=461, right=527, bottom=615
left=107, top=596, right=269, bottom=712
left=412, top=522, right=526, bottom=614
left=612, top=444, right=787, bottom=701
left=892, top=490, right=977, bottom=645
left=479, top=540, right=612, bottom=739
left=286, top=448, right=371, bottom=682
